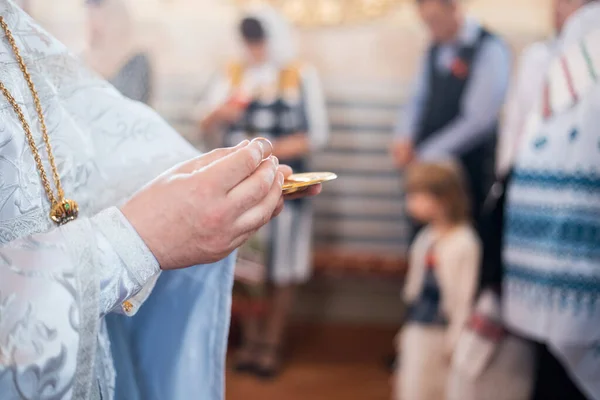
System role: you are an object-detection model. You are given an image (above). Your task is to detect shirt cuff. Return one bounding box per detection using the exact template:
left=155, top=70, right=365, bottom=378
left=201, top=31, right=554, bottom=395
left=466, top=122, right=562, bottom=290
left=92, top=207, right=160, bottom=315
left=121, top=274, right=161, bottom=316
left=93, top=207, right=160, bottom=285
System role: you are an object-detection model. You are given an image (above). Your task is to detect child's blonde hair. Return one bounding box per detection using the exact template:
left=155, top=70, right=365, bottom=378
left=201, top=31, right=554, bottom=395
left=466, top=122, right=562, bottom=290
left=404, top=161, right=471, bottom=223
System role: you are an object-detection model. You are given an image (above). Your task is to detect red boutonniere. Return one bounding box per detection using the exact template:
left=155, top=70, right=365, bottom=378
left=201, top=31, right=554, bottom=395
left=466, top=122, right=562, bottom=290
left=450, top=57, right=469, bottom=79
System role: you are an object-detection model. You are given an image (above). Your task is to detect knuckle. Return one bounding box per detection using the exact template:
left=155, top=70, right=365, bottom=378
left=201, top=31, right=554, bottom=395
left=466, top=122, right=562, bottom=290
left=206, top=148, right=222, bottom=158
left=243, top=149, right=261, bottom=172
left=246, top=189, right=262, bottom=207
left=244, top=157, right=256, bottom=174
left=260, top=210, right=271, bottom=226
left=260, top=164, right=276, bottom=188
left=257, top=178, right=271, bottom=197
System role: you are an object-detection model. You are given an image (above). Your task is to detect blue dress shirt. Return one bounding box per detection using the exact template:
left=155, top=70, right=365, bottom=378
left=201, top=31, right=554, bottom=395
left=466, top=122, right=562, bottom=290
left=395, top=17, right=512, bottom=160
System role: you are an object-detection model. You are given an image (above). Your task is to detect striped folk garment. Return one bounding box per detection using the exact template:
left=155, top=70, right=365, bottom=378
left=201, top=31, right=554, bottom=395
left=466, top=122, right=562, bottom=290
left=503, top=22, right=600, bottom=399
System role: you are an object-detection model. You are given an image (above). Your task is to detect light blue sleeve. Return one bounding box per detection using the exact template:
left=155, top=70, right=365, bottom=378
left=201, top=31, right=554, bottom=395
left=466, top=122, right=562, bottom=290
left=417, top=37, right=511, bottom=159
left=394, top=52, right=430, bottom=140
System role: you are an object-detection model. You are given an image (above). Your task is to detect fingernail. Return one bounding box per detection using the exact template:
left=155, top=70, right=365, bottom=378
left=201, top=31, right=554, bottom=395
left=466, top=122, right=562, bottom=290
left=251, top=137, right=273, bottom=159
left=277, top=172, right=284, bottom=186
left=272, top=156, right=279, bottom=167
left=252, top=139, right=265, bottom=159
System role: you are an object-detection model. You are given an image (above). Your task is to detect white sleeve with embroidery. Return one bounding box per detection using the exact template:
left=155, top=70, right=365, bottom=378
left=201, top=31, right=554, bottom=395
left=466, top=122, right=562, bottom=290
left=0, top=207, right=158, bottom=399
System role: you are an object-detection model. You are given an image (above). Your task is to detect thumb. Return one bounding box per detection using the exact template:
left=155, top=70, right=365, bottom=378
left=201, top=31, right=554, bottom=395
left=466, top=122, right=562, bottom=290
left=277, top=164, right=293, bottom=179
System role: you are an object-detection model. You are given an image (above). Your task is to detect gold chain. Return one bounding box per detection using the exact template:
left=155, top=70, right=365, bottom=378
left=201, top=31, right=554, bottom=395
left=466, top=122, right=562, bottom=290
left=0, top=16, right=78, bottom=225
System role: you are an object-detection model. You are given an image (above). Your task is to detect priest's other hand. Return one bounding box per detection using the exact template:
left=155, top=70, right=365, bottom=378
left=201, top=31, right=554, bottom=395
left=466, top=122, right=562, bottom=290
left=121, top=138, right=286, bottom=270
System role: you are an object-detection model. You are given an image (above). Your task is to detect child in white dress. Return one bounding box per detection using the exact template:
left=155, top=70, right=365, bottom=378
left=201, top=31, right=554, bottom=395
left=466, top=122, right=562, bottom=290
left=394, top=162, right=481, bottom=400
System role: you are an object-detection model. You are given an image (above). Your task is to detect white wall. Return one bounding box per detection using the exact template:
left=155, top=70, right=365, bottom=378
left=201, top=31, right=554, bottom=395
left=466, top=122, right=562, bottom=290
left=29, top=0, right=552, bottom=100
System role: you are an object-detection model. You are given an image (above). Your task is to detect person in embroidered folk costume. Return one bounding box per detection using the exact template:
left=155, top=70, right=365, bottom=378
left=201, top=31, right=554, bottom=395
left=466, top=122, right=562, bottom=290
left=0, top=1, right=320, bottom=399
left=446, top=4, right=566, bottom=400
left=500, top=2, right=600, bottom=399
left=200, top=5, right=328, bottom=378
left=393, top=162, right=480, bottom=400
left=450, top=1, right=600, bottom=400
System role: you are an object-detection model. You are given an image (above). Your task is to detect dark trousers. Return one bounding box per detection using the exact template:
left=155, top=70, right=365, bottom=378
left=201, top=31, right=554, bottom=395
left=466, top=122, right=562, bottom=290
left=532, top=342, right=588, bottom=400
left=461, top=143, right=495, bottom=228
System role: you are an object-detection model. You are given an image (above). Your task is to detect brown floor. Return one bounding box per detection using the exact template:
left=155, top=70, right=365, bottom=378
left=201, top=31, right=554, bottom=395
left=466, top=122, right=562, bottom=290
left=226, top=323, right=396, bottom=400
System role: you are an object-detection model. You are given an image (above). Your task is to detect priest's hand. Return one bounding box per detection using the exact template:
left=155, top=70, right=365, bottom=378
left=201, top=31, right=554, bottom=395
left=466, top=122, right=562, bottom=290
left=122, top=138, right=286, bottom=270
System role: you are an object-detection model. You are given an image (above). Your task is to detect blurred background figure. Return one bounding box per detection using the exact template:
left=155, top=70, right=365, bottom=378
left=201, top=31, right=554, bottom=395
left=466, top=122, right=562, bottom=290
left=495, top=38, right=555, bottom=178
left=392, top=0, right=510, bottom=225
left=199, top=5, right=328, bottom=379
left=394, top=162, right=480, bottom=400
left=496, top=0, right=579, bottom=177
left=84, top=0, right=152, bottom=104
left=446, top=1, right=566, bottom=399
left=386, top=0, right=511, bottom=379
left=449, top=2, right=599, bottom=400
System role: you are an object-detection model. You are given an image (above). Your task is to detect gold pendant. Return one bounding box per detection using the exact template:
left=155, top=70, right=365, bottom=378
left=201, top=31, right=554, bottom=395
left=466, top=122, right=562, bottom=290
left=50, top=199, right=79, bottom=225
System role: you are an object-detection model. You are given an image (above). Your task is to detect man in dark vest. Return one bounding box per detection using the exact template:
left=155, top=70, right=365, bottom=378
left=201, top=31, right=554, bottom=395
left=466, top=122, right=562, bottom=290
left=392, top=0, right=511, bottom=224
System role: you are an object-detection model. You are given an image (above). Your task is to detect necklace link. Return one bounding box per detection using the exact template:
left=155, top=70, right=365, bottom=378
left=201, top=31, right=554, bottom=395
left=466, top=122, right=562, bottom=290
left=0, top=16, right=78, bottom=224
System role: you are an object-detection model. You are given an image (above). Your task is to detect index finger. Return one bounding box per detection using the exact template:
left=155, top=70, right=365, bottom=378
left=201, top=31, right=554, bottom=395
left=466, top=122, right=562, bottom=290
left=175, top=140, right=250, bottom=175
left=208, top=138, right=274, bottom=192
